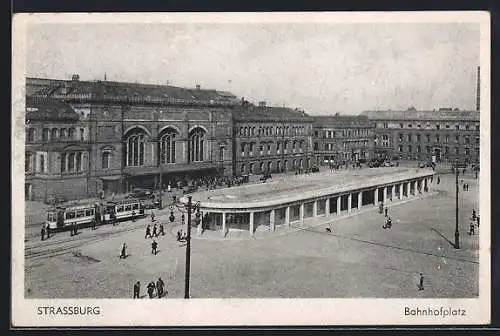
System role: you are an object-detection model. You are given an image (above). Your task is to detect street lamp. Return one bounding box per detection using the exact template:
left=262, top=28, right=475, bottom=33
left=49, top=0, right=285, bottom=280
left=453, top=159, right=460, bottom=249
left=168, top=195, right=201, bottom=298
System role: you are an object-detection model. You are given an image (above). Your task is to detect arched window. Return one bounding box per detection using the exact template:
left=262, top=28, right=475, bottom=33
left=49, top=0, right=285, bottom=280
left=260, top=162, right=265, bottom=173
left=27, top=128, right=35, bottom=142
left=60, top=128, right=67, bottom=139
left=68, top=153, right=75, bottom=171
left=268, top=161, right=273, bottom=172
left=42, top=128, right=50, bottom=141
left=61, top=153, right=66, bottom=173
left=102, top=152, right=111, bottom=169
left=51, top=128, right=58, bottom=141
left=76, top=152, right=82, bottom=171
left=126, top=131, right=146, bottom=166
left=189, top=128, right=205, bottom=162
left=250, top=163, right=255, bottom=174
left=160, top=130, right=177, bottom=164
left=25, top=153, right=32, bottom=172
left=39, top=154, right=45, bottom=173
left=68, top=128, right=76, bottom=140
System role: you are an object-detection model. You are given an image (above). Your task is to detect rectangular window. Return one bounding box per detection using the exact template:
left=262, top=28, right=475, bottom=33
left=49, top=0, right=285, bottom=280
left=398, top=145, right=403, bottom=152
left=416, top=134, right=421, bottom=142
left=408, top=145, right=412, bottom=153
left=445, top=147, right=449, bottom=154
left=400, top=123, right=404, bottom=128
left=436, top=135, right=440, bottom=143
left=133, top=204, right=139, bottom=210
left=408, top=124, right=412, bottom=128
left=455, top=147, right=460, bottom=155
left=416, top=145, right=421, bottom=153
left=399, top=133, right=403, bottom=142
left=125, top=205, right=132, bottom=211
left=383, top=123, right=388, bottom=128
left=465, top=137, right=470, bottom=144
left=76, top=210, right=85, bottom=218
left=66, top=211, right=76, bottom=220
left=475, top=125, right=480, bottom=131
left=465, top=148, right=470, bottom=155
left=436, top=124, right=440, bottom=130
left=445, top=136, right=449, bottom=144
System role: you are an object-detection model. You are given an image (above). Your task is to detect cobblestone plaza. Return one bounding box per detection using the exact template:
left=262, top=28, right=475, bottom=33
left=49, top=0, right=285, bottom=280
left=24, top=169, right=479, bottom=299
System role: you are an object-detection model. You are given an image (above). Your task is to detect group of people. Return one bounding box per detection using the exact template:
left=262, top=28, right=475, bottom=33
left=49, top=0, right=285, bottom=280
left=176, top=229, right=188, bottom=242
left=40, top=224, right=51, bottom=241
left=379, top=202, right=393, bottom=229
left=468, top=208, right=480, bottom=236
left=133, top=278, right=167, bottom=299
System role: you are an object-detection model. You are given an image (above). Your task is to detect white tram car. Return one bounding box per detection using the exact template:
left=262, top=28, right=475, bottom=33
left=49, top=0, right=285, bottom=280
left=45, top=198, right=144, bottom=230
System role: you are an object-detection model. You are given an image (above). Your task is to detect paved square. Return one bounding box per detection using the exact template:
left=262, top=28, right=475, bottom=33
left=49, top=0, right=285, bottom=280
left=24, top=172, right=479, bottom=298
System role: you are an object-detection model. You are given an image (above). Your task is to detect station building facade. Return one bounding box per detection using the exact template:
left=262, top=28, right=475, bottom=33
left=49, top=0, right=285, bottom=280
left=312, top=114, right=375, bottom=166
left=360, top=109, right=480, bottom=164
left=25, top=76, right=238, bottom=202
left=232, top=102, right=315, bottom=175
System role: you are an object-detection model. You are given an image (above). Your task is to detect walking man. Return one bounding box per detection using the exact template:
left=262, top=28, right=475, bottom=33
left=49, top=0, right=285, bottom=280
left=437, top=176, right=440, bottom=184
left=176, top=230, right=182, bottom=242
left=147, top=281, right=156, bottom=299
left=40, top=226, right=46, bottom=241
left=132, top=210, right=136, bottom=222
left=120, top=243, right=127, bottom=259
left=384, top=207, right=388, bottom=217
left=151, top=240, right=158, bottom=255
left=472, top=209, right=476, bottom=220
left=46, top=224, right=51, bottom=239
left=133, top=281, right=141, bottom=299
left=145, top=225, right=152, bottom=239
left=159, top=223, right=165, bottom=236
left=418, top=273, right=424, bottom=291
left=152, top=223, right=158, bottom=238
left=151, top=210, right=155, bottom=222
left=156, top=277, right=165, bottom=298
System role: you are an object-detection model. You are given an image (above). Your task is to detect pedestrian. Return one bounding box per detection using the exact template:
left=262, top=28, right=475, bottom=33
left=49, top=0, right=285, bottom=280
left=46, top=224, right=51, bottom=239
left=152, top=223, right=158, bottom=237
left=40, top=226, right=46, bottom=241
left=167, top=184, right=171, bottom=193
left=472, top=209, right=476, bottom=220
left=151, top=240, right=158, bottom=255
left=176, top=230, right=182, bottom=242
left=120, top=243, right=127, bottom=259
left=379, top=202, right=384, bottom=214
left=181, top=214, right=185, bottom=224
left=133, top=281, right=141, bottom=299
left=384, top=207, right=388, bottom=217
left=468, top=222, right=475, bottom=235
left=475, top=171, right=478, bottom=179
left=437, top=176, right=440, bottom=184
left=156, top=277, right=165, bottom=298
left=418, top=273, right=424, bottom=290
left=145, top=225, right=152, bottom=239
left=151, top=210, right=155, bottom=222
left=92, top=218, right=96, bottom=230
left=477, top=215, right=480, bottom=227
left=147, top=281, right=156, bottom=299
left=132, top=210, right=136, bottom=222
left=159, top=223, right=165, bottom=236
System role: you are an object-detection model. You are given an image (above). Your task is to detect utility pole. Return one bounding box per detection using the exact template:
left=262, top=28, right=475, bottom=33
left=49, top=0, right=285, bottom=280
left=454, top=159, right=460, bottom=249
left=185, top=196, right=192, bottom=298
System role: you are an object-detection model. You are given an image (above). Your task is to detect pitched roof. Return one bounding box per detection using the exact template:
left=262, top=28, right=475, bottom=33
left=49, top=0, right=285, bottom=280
left=313, top=115, right=372, bottom=128
left=25, top=96, right=80, bottom=121
left=360, top=110, right=480, bottom=121
left=233, top=105, right=313, bottom=122
left=26, top=77, right=239, bottom=104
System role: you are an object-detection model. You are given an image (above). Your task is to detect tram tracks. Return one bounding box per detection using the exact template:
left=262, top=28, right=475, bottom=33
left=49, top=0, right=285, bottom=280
left=24, top=224, right=144, bottom=262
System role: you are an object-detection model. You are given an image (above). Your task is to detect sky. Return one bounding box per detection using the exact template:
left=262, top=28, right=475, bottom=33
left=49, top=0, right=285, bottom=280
left=26, top=22, right=480, bottom=115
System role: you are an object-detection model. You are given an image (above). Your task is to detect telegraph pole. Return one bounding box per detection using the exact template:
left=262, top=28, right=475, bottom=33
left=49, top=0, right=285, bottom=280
left=454, top=159, right=460, bottom=249
left=185, top=196, right=192, bottom=298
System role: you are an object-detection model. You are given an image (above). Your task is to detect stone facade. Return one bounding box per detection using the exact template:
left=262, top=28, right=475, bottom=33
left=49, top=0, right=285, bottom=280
left=312, top=115, right=375, bottom=166
left=360, top=109, right=480, bottom=163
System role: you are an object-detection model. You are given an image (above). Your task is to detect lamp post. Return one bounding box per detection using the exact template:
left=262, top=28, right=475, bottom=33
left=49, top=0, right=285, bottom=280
left=169, top=195, right=201, bottom=298
left=454, top=159, right=460, bottom=249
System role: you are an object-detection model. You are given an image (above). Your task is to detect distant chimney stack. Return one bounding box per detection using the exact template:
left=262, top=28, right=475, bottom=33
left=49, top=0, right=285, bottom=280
left=258, top=101, right=267, bottom=107
left=72, top=74, right=80, bottom=81
left=476, top=66, right=480, bottom=112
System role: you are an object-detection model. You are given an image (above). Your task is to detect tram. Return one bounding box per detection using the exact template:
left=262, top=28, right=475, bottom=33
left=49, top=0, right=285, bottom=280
left=45, top=198, right=145, bottom=230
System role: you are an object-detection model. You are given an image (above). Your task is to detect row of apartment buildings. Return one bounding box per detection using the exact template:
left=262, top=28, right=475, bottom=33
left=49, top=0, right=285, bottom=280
left=24, top=76, right=480, bottom=202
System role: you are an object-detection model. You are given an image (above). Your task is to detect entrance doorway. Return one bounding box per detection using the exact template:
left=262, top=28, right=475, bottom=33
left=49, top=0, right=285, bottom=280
left=433, top=148, right=441, bottom=162
left=25, top=183, right=33, bottom=201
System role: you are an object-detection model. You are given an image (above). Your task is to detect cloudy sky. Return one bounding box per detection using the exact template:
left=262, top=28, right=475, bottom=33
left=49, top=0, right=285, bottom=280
left=26, top=22, right=480, bottom=115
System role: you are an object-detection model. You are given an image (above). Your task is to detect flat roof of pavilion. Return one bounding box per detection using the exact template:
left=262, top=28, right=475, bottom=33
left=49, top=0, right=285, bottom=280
left=184, top=167, right=435, bottom=210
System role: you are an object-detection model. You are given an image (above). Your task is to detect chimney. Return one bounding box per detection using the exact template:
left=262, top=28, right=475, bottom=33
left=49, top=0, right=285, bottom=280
left=476, top=66, right=480, bottom=112
left=258, top=101, right=267, bottom=107
left=72, top=74, right=80, bottom=81
left=196, top=84, right=201, bottom=90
